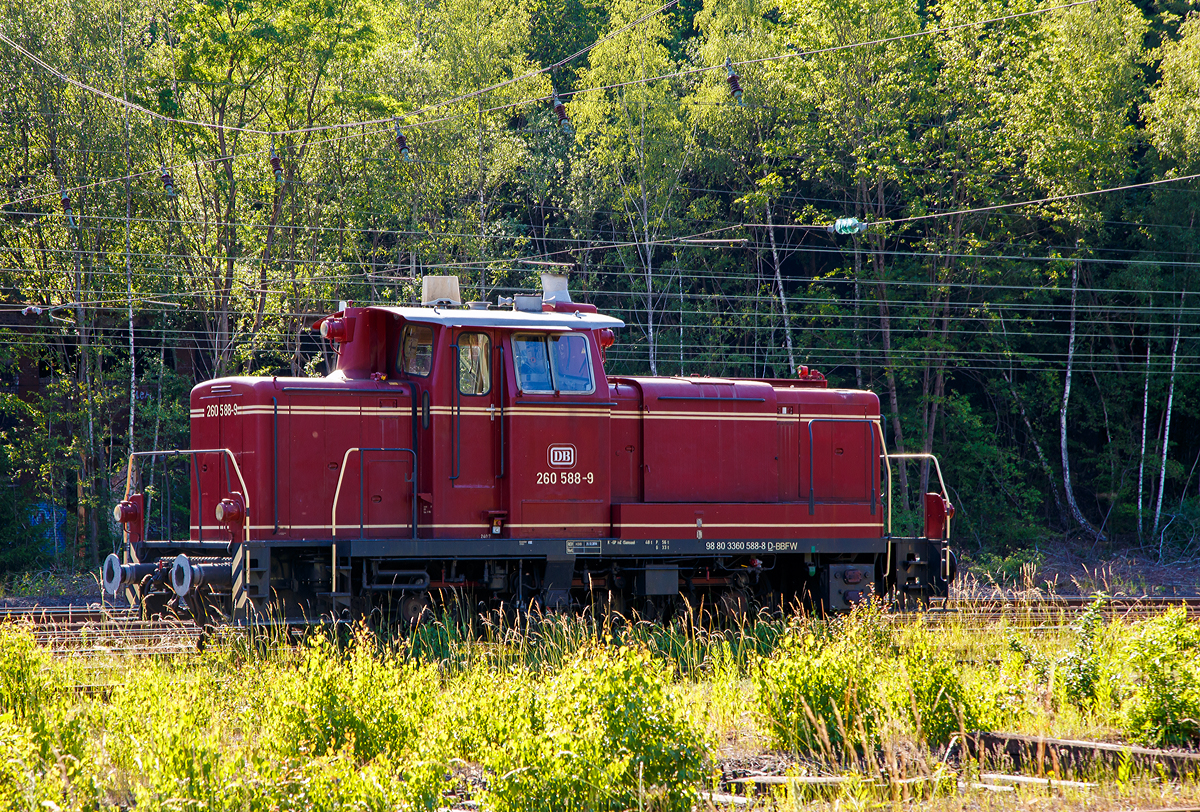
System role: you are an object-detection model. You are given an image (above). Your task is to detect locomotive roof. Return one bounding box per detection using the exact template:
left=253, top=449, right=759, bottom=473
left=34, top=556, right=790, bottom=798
left=366, top=305, right=625, bottom=331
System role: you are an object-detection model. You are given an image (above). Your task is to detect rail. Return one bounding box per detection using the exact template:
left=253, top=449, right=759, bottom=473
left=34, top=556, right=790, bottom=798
left=124, top=448, right=250, bottom=544
left=331, top=447, right=418, bottom=538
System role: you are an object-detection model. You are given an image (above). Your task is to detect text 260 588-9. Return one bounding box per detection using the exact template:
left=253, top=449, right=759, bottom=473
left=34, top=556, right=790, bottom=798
left=536, top=471, right=593, bottom=485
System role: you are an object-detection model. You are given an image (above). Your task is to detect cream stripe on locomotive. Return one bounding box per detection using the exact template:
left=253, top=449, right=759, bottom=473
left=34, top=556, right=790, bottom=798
left=610, top=522, right=885, bottom=529
left=192, top=404, right=880, bottom=424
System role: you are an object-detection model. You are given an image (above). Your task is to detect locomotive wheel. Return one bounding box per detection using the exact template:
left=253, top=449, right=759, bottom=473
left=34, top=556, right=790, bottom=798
left=400, top=591, right=432, bottom=627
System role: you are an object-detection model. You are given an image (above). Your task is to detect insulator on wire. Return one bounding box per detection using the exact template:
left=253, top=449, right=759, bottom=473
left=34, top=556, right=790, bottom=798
left=829, top=217, right=868, bottom=235
left=393, top=117, right=412, bottom=161
left=725, top=58, right=744, bottom=106
left=160, top=166, right=177, bottom=199
left=551, top=88, right=573, bottom=135
left=60, top=189, right=77, bottom=229
left=270, top=145, right=284, bottom=185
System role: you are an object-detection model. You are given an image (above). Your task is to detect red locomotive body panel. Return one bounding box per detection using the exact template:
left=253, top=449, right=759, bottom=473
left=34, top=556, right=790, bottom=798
left=185, top=305, right=886, bottom=545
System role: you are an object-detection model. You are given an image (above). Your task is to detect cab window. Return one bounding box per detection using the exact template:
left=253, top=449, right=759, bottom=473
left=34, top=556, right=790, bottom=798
left=513, top=333, right=594, bottom=394
left=457, top=333, right=491, bottom=395
left=513, top=335, right=553, bottom=393
left=549, top=333, right=594, bottom=393
left=399, top=325, right=433, bottom=376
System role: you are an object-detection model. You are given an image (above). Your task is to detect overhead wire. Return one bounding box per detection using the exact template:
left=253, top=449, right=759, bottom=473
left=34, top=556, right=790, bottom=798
left=2, top=0, right=1195, bottom=386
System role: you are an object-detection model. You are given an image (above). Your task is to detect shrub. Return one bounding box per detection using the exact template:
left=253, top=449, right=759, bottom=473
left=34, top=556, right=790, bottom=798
left=1121, top=609, right=1200, bottom=747
left=755, top=632, right=880, bottom=755
left=481, top=644, right=707, bottom=812
left=0, top=713, right=63, bottom=811
left=894, top=634, right=978, bottom=747
left=0, top=626, right=53, bottom=721
left=1056, top=598, right=1108, bottom=710
left=267, top=630, right=441, bottom=763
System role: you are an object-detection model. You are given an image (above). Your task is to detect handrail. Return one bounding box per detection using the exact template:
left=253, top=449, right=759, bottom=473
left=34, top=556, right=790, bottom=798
left=880, top=451, right=952, bottom=574
left=331, top=447, right=417, bottom=538
left=876, top=423, right=892, bottom=576
left=497, top=345, right=506, bottom=479
left=126, top=446, right=250, bottom=510
left=450, top=342, right=461, bottom=481
left=125, top=449, right=251, bottom=543
left=272, top=397, right=280, bottom=534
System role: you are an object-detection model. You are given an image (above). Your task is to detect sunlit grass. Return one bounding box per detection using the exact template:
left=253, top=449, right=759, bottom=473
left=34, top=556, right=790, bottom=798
left=1, top=600, right=1198, bottom=810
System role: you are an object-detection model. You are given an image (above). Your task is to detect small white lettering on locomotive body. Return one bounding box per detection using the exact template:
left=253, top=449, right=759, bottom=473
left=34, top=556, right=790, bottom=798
left=205, top=403, right=239, bottom=418
left=536, top=471, right=593, bottom=486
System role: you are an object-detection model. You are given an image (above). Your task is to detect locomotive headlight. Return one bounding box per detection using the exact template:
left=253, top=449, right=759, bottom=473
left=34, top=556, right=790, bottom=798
left=320, top=317, right=346, bottom=342
left=215, top=497, right=244, bottom=525
left=113, top=500, right=139, bottom=524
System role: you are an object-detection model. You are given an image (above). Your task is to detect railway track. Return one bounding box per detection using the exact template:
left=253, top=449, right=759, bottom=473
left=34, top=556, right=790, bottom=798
left=0, top=605, right=201, bottom=654
left=0, top=603, right=136, bottom=625
left=1, top=594, right=1196, bottom=655
left=933, top=595, right=1200, bottom=625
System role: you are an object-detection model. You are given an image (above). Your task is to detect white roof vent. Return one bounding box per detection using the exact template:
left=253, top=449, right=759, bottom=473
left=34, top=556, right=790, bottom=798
left=422, top=275, right=461, bottom=307
left=540, top=272, right=572, bottom=304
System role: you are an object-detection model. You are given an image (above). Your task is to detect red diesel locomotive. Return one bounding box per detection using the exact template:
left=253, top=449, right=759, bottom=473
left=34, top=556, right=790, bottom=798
left=103, top=274, right=956, bottom=623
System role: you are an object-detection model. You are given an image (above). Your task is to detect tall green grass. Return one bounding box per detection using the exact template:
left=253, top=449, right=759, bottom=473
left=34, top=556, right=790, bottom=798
left=1, top=601, right=1199, bottom=810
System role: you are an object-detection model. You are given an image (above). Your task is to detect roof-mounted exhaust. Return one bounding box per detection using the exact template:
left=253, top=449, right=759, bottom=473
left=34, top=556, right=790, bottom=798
left=422, top=275, right=461, bottom=307
left=541, top=272, right=572, bottom=305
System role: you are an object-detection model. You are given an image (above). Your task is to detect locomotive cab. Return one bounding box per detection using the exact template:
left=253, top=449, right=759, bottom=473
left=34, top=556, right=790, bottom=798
left=106, top=273, right=956, bottom=623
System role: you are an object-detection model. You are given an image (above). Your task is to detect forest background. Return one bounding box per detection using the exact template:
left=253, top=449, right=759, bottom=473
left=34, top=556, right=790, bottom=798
left=1, top=0, right=1199, bottom=578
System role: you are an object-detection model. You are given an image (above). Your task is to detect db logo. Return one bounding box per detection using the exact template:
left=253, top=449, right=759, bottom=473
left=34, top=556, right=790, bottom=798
left=548, top=444, right=576, bottom=469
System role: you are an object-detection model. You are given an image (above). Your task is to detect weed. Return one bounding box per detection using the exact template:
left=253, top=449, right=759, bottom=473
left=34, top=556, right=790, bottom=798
left=893, top=628, right=978, bottom=747
left=1121, top=608, right=1200, bottom=746
left=480, top=644, right=706, bottom=812
left=1057, top=598, right=1106, bottom=709
left=755, top=628, right=881, bottom=756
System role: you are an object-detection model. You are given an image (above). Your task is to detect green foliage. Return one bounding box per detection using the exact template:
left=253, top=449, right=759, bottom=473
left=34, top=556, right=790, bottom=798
left=0, top=714, right=64, bottom=812
left=0, top=626, right=54, bottom=721
left=1121, top=609, right=1200, bottom=746
left=893, top=628, right=979, bottom=747
left=755, top=609, right=885, bottom=755
left=267, top=630, right=441, bottom=763
left=1057, top=599, right=1106, bottom=709
left=2, top=0, right=1200, bottom=568
left=481, top=644, right=707, bottom=812
left=4, top=610, right=1200, bottom=806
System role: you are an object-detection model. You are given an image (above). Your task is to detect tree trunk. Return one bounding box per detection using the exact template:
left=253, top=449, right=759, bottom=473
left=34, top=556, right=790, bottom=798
left=1137, top=334, right=1151, bottom=542
left=876, top=279, right=909, bottom=510
left=764, top=194, right=795, bottom=375
left=1060, top=258, right=1103, bottom=540
left=645, top=223, right=655, bottom=375
left=1005, top=370, right=1067, bottom=524
left=1152, top=293, right=1184, bottom=546
left=852, top=247, right=863, bottom=389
